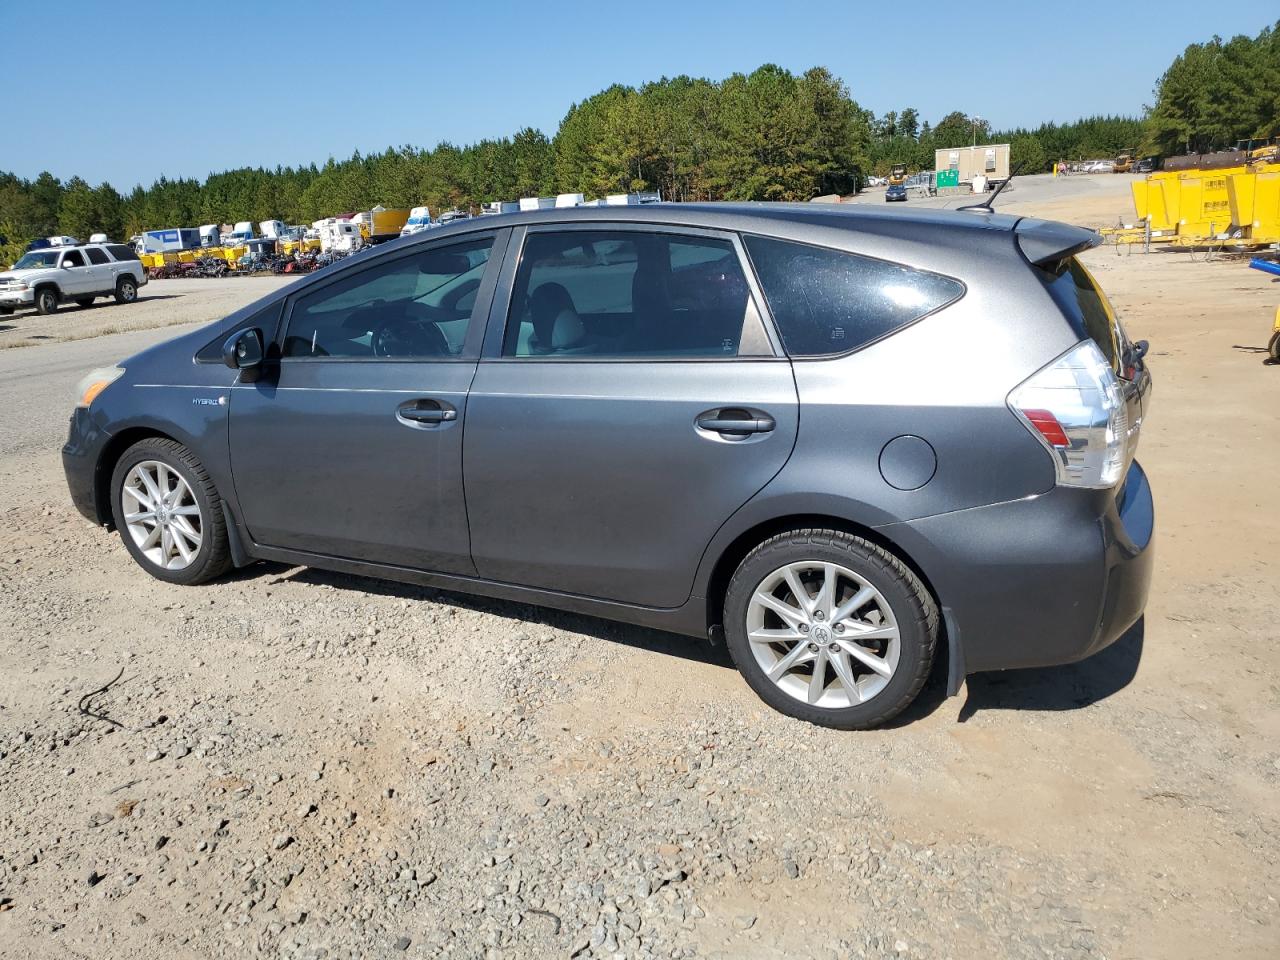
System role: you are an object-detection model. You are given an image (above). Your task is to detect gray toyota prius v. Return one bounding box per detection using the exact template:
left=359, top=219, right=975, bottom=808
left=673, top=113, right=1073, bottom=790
left=63, top=203, right=1153, bottom=729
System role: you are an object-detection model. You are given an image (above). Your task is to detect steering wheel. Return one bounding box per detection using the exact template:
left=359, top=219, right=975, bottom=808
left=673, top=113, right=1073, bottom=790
left=370, top=306, right=449, bottom=358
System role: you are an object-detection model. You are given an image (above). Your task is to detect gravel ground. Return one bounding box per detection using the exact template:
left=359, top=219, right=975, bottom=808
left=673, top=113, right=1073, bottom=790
left=0, top=276, right=295, bottom=350
left=0, top=185, right=1277, bottom=959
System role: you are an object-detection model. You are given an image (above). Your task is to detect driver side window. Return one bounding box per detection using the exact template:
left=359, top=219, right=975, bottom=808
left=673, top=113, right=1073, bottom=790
left=282, top=237, right=494, bottom=360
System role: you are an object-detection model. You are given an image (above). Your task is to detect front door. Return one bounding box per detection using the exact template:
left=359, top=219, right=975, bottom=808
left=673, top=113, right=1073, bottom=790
left=58, top=248, right=95, bottom=295
left=229, top=232, right=504, bottom=573
left=464, top=226, right=798, bottom=608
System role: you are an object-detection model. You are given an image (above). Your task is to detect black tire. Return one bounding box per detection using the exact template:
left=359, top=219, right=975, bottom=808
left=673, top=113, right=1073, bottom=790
left=723, top=529, right=938, bottom=730
left=109, top=437, right=232, bottom=585
left=114, top=276, right=138, bottom=305
left=0, top=306, right=13, bottom=315
left=1268, top=329, right=1280, bottom=364
left=75, top=296, right=95, bottom=309
left=34, top=287, right=59, bottom=315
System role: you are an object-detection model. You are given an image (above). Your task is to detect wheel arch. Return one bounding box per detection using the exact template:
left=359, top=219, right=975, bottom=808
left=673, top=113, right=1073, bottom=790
left=32, top=281, right=61, bottom=300
left=93, top=426, right=178, bottom=529
left=702, top=512, right=945, bottom=645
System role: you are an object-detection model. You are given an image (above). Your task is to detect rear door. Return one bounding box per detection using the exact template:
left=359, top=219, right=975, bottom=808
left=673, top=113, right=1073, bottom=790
left=463, top=224, right=798, bottom=608
left=228, top=230, right=507, bottom=573
left=83, top=246, right=115, bottom=291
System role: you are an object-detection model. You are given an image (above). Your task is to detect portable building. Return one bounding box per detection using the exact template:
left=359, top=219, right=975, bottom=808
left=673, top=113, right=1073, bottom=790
left=934, top=144, right=1011, bottom=185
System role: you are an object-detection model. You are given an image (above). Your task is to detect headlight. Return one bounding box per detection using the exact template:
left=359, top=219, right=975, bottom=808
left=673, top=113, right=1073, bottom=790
left=75, top=366, right=125, bottom=408
left=11, top=282, right=29, bottom=290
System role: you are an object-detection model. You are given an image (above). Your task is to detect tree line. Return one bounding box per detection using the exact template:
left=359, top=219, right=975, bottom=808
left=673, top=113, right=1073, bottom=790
left=1, top=22, right=1275, bottom=256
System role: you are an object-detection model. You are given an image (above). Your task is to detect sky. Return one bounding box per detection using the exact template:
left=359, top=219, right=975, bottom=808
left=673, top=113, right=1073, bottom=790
left=2, top=1, right=1273, bottom=190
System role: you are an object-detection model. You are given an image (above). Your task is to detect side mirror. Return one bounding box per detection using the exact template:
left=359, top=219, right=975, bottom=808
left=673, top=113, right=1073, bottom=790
left=223, top=328, right=264, bottom=378
left=62, top=261, right=73, bottom=269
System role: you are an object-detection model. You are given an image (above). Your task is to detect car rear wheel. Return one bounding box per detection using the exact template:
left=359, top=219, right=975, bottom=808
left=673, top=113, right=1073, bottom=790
left=75, top=296, right=95, bottom=308
left=114, top=277, right=138, bottom=304
left=109, top=438, right=232, bottom=585
left=35, top=288, right=59, bottom=315
left=723, top=529, right=937, bottom=730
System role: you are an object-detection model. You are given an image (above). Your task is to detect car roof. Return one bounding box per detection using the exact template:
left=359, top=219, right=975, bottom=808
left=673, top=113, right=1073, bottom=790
left=425, top=200, right=1022, bottom=243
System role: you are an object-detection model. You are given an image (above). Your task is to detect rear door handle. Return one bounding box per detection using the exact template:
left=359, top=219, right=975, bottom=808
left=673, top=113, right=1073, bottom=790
left=396, top=399, right=457, bottom=426
left=695, top=408, right=776, bottom=438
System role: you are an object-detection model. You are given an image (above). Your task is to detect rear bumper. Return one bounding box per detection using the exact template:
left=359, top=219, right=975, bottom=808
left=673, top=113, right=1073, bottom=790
left=880, top=459, right=1154, bottom=675
left=62, top=407, right=110, bottom=525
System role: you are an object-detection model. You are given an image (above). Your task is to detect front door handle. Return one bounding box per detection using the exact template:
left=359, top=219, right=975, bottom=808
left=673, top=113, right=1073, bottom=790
left=397, top=399, right=457, bottom=426
left=695, top=408, right=776, bottom=438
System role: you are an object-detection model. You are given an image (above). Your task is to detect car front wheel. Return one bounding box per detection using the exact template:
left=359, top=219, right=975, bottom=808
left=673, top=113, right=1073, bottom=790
left=109, top=438, right=231, bottom=585
left=35, top=289, right=59, bottom=315
left=723, top=529, right=938, bottom=730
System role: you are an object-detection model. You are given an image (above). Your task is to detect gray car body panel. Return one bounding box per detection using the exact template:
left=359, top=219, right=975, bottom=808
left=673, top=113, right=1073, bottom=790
left=62, top=202, right=1152, bottom=686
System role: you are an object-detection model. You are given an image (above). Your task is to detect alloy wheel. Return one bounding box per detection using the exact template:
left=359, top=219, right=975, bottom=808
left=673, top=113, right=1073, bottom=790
left=120, top=460, right=203, bottom=570
left=746, top=561, right=901, bottom=708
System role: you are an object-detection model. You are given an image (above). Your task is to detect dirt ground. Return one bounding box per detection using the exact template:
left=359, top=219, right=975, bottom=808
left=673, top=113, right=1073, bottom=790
left=0, top=276, right=293, bottom=350
left=0, top=180, right=1277, bottom=959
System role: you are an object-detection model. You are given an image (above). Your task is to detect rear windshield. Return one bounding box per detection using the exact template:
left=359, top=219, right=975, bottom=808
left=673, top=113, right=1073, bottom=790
left=1043, top=258, right=1127, bottom=374
left=107, top=244, right=139, bottom=262
left=744, top=235, right=964, bottom=357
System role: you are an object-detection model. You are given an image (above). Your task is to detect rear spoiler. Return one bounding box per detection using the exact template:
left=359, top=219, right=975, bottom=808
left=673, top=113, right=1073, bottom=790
left=1015, top=218, right=1101, bottom=270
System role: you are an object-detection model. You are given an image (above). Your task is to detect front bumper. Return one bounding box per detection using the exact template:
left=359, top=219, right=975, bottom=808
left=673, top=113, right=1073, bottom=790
left=0, top=286, right=33, bottom=306
left=62, top=406, right=111, bottom=525
left=880, top=459, right=1154, bottom=675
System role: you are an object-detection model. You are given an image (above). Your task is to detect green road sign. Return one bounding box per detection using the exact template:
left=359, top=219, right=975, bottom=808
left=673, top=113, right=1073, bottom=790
left=936, top=169, right=959, bottom=188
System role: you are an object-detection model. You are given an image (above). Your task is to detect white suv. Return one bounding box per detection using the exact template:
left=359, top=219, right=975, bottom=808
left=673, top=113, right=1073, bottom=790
left=0, top=243, right=148, bottom=316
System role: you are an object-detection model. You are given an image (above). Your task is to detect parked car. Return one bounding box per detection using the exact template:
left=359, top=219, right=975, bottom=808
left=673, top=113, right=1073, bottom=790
left=1, top=242, right=146, bottom=315
left=885, top=183, right=908, bottom=202
left=1084, top=160, right=1116, bottom=174
left=62, top=204, right=1153, bottom=730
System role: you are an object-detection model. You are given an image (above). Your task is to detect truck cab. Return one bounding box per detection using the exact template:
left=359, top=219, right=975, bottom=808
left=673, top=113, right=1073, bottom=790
left=400, top=206, right=433, bottom=237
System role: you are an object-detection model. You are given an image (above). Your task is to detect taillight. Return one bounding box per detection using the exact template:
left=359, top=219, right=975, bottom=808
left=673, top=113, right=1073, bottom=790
left=1009, top=340, right=1128, bottom=488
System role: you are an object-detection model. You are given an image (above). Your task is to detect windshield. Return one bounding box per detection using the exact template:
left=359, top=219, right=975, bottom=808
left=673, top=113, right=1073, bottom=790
left=13, top=251, right=60, bottom=269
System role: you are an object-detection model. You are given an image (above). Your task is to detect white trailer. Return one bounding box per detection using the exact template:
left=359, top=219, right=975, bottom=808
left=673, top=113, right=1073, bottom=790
left=319, top=220, right=363, bottom=253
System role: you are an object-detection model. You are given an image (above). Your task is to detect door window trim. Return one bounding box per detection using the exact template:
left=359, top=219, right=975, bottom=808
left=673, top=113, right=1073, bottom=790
left=479, top=222, right=785, bottom=363
left=274, top=229, right=511, bottom=364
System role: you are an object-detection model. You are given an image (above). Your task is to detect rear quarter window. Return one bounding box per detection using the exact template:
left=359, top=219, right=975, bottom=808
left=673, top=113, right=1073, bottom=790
left=743, top=235, right=964, bottom=357
left=106, top=244, right=140, bottom=262
left=1042, top=258, right=1126, bottom=374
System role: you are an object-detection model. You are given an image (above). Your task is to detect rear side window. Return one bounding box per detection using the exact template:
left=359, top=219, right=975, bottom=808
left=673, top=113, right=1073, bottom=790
left=86, top=247, right=109, bottom=265
left=503, top=230, right=768, bottom=359
left=744, top=236, right=964, bottom=357
left=1043, top=258, right=1126, bottom=374
left=107, top=244, right=139, bottom=262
